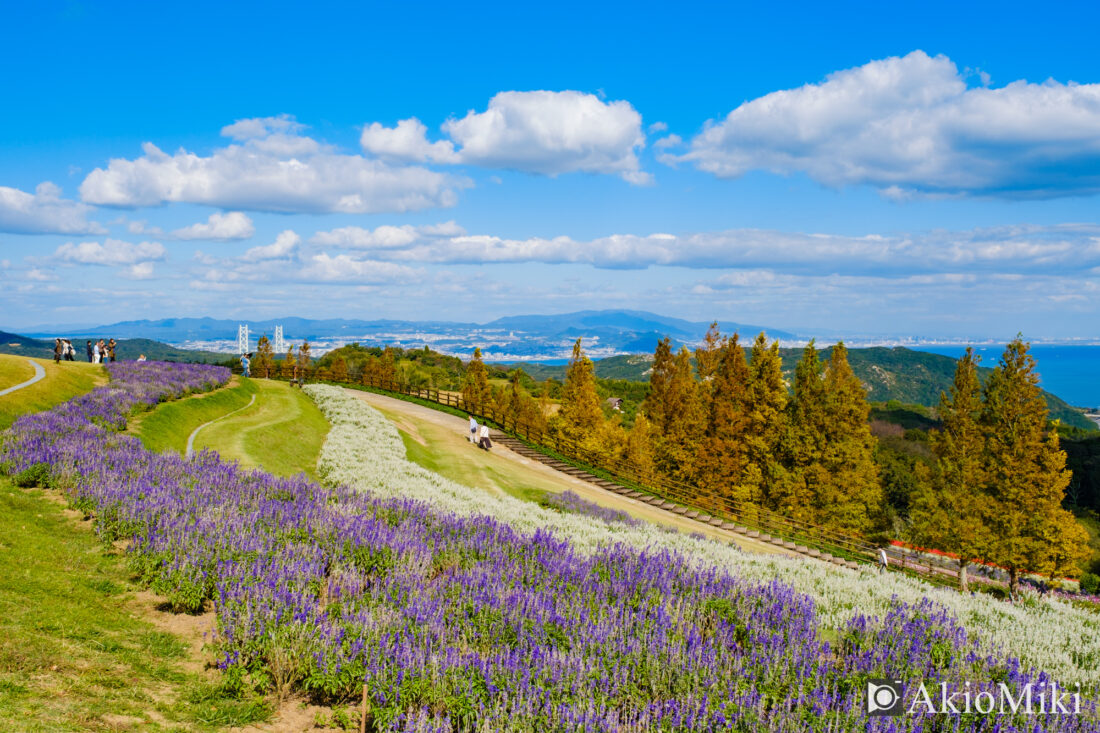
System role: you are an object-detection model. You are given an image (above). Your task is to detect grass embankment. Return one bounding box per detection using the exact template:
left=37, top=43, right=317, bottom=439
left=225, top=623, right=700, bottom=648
left=130, top=377, right=260, bottom=454
left=0, top=358, right=34, bottom=391
left=0, top=356, right=104, bottom=430
left=185, top=379, right=329, bottom=479
left=363, top=397, right=786, bottom=554
left=389, top=411, right=558, bottom=504
left=0, top=478, right=269, bottom=730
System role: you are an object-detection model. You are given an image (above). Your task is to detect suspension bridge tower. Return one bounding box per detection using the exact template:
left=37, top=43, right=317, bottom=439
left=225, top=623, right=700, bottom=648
left=236, top=324, right=250, bottom=355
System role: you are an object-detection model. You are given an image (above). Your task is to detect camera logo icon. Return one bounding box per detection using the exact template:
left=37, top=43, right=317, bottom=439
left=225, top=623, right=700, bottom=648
left=866, top=679, right=904, bottom=716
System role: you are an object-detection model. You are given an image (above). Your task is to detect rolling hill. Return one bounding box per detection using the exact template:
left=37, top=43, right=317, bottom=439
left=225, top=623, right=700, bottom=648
left=0, top=332, right=229, bottom=364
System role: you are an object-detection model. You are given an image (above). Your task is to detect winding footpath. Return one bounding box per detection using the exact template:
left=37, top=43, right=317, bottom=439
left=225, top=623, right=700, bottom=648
left=0, top=359, right=46, bottom=397
left=185, top=394, right=257, bottom=457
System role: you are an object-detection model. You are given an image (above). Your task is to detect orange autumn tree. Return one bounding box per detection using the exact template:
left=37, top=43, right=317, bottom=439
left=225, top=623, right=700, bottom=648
left=694, top=331, right=751, bottom=508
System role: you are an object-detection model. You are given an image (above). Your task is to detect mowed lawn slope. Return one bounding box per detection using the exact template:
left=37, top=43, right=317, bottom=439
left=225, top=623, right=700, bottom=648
left=0, top=357, right=34, bottom=391
left=0, top=355, right=104, bottom=430
left=0, top=478, right=269, bottom=731
left=189, top=379, right=329, bottom=479
left=358, top=392, right=785, bottom=553
left=129, top=377, right=260, bottom=454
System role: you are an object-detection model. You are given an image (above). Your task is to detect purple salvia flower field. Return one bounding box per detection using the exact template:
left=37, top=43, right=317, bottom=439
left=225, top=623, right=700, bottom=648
left=542, top=489, right=643, bottom=527
left=1, top=362, right=1097, bottom=731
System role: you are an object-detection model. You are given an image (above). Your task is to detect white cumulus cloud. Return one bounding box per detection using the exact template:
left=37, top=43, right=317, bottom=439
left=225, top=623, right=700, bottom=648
left=244, top=230, right=301, bottom=261
left=79, top=117, right=468, bottom=214
left=171, top=212, right=255, bottom=241
left=309, top=221, right=465, bottom=249
left=360, top=91, right=650, bottom=183
left=360, top=118, right=459, bottom=164
left=0, top=182, right=105, bottom=235
left=298, top=253, right=420, bottom=283
left=122, top=262, right=156, bottom=279
left=54, top=239, right=166, bottom=266
left=665, top=50, right=1100, bottom=198
left=301, top=222, right=1100, bottom=275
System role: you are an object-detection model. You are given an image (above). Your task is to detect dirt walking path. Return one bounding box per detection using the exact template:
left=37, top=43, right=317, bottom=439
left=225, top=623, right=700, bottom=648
left=345, top=388, right=792, bottom=556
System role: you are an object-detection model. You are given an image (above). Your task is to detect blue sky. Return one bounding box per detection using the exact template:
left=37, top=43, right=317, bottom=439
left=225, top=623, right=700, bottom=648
left=2, top=0, right=1099, bottom=339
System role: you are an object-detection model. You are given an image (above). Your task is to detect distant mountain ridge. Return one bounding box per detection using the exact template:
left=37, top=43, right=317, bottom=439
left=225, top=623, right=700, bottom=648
left=16, top=310, right=798, bottom=358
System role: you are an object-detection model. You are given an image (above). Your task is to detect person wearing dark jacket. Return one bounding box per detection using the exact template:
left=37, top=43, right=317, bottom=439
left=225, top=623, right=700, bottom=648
left=107, top=338, right=117, bottom=363
left=53, top=338, right=62, bottom=364
left=86, top=340, right=93, bottom=362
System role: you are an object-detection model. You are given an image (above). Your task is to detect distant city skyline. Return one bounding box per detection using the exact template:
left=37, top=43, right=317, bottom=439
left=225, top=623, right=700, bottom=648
left=2, top=1, right=1099, bottom=339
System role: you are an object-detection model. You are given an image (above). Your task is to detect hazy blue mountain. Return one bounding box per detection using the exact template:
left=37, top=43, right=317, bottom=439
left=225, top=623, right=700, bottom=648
left=484, top=310, right=796, bottom=341
left=21, top=310, right=797, bottom=352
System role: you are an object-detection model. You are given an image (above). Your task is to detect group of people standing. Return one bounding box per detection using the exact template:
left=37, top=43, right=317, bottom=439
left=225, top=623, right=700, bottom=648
left=53, top=338, right=117, bottom=364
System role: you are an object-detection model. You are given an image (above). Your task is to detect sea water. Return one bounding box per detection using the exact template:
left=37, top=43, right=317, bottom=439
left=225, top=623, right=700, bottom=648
left=912, top=345, right=1100, bottom=410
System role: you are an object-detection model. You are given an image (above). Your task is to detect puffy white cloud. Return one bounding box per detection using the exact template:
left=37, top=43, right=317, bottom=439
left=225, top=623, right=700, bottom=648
left=54, top=238, right=166, bottom=266
left=243, top=230, right=301, bottom=261
left=360, top=91, right=649, bottom=183
left=171, top=212, right=255, bottom=240
left=666, top=51, right=1100, bottom=198
left=221, top=114, right=304, bottom=141
left=0, top=182, right=105, bottom=235
left=80, top=118, right=468, bottom=214
left=302, top=222, right=1100, bottom=274
left=360, top=118, right=458, bottom=163
left=122, top=262, right=155, bottom=279
left=309, top=221, right=464, bottom=249
left=126, top=219, right=164, bottom=236
left=418, top=220, right=465, bottom=236
left=26, top=268, right=58, bottom=282
left=298, top=253, right=420, bottom=283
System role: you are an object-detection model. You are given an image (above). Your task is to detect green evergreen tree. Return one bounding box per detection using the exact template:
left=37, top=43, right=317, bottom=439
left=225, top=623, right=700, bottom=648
left=461, top=347, right=492, bottom=411
left=773, top=341, right=881, bottom=532
left=330, top=356, right=348, bottom=382
left=773, top=340, right=827, bottom=523
left=380, top=346, right=397, bottom=386
left=297, top=341, right=312, bottom=381
left=623, top=413, right=658, bottom=485
left=910, top=347, right=988, bottom=592
left=819, top=342, right=883, bottom=533
left=654, top=346, right=706, bottom=485
left=557, top=339, right=604, bottom=439
left=694, top=322, right=724, bottom=387
left=642, top=337, right=674, bottom=430
left=255, top=335, right=275, bottom=378
left=982, top=337, right=1090, bottom=596
left=742, top=333, right=787, bottom=506
left=694, top=333, right=752, bottom=506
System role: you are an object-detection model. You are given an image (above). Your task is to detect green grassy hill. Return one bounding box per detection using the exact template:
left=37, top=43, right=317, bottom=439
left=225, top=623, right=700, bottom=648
left=0, top=355, right=105, bottom=430
left=0, top=331, right=228, bottom=363
left=130, top=378, right=329, bottom=480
